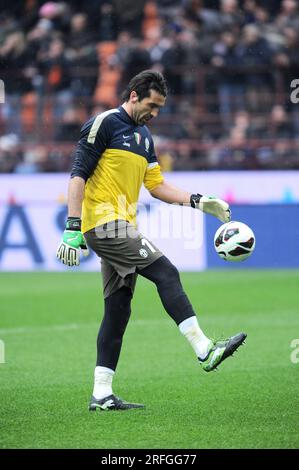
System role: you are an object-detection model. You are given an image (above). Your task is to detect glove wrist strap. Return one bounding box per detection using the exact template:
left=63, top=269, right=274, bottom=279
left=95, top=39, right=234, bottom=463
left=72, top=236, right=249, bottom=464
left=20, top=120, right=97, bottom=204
left=66, top=217, right=82, bottom=231
left=190, top=194, right=203, bottom=208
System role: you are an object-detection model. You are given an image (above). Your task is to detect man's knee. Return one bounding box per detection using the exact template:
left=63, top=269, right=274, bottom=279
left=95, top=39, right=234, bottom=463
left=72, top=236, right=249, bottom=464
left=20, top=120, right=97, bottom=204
left=159, top=257, right=180, bottom=284
left=138, top=256, right=181, bottom=286
left=106, top=286, right=132, bottom=305
left=104, top=286, right=132, bottom=328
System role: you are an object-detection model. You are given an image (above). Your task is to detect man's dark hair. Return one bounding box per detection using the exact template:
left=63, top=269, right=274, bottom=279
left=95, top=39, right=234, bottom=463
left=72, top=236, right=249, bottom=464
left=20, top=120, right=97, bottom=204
left=121, top=70, right=168, bottom=102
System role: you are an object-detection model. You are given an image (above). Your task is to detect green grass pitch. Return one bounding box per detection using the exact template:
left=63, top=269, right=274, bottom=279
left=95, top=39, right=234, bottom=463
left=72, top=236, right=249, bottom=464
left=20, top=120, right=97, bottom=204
left=0, top=270, right=298, bottom=449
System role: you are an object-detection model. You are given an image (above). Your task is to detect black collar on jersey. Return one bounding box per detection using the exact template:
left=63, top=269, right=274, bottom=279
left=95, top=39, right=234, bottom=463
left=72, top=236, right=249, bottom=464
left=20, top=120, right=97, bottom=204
left=118, top=106, right=137, bottom=125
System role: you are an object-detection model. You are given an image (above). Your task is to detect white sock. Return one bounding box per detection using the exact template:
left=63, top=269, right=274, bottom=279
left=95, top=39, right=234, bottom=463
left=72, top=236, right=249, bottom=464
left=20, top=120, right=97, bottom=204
left=179, top=316, right=211, bottom=360
left=93, top=366, right=114, bottom=400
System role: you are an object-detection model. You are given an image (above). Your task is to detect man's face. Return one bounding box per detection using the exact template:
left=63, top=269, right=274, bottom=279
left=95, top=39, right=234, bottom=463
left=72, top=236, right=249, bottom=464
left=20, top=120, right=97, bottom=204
left=131, top=89, right=166, bottom=126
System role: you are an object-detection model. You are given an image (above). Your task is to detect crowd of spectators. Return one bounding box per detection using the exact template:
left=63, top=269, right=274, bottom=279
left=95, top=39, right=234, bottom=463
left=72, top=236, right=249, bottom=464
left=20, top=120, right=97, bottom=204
left=1, top=0, right=299, bottom=172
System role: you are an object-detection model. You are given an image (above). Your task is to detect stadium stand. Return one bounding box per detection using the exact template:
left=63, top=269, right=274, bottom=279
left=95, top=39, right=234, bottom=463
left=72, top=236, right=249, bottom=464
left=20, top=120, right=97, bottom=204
left=0, top=0, right=299, bottom=172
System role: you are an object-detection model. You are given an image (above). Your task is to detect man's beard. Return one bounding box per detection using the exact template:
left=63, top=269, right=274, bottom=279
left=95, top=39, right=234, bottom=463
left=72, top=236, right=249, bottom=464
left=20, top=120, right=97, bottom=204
left=133, top=110, right=150, bottom=125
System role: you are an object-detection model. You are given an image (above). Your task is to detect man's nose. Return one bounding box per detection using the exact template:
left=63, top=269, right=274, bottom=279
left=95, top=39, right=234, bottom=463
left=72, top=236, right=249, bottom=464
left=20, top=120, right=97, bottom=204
left=151, top=109, right=159, bottom=118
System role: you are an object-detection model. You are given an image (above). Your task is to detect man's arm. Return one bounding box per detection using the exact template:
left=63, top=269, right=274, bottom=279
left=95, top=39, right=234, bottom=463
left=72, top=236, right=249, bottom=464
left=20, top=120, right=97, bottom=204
left=150, top=180, right=231, bottom=223
left=150, top=180, right=190, bottom=204
left=57, top=112, right=114, bottom=266
left=67, top=176, right=86, bottom=217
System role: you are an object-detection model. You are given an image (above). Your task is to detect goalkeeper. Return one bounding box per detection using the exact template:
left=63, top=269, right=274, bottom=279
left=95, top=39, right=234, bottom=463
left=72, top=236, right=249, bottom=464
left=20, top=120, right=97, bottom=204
left=57, top=70, right=246, bottom=411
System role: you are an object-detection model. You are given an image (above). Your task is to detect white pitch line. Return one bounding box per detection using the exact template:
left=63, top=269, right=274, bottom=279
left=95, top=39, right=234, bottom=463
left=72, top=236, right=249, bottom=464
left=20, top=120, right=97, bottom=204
left=1, top=313, right=299, bottom=335
left=0, top=319, right=170, bottom=335
left=0, top=323, right=82, bottom=335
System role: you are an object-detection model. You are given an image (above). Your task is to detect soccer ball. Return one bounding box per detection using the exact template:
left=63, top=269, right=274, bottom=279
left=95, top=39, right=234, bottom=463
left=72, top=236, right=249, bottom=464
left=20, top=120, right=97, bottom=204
left=214, top=221, right=255, bottom=262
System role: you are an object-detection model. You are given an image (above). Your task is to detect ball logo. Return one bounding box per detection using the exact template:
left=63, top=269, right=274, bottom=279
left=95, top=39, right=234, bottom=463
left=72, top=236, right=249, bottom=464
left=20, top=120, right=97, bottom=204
left=139, top=248, right=148, bottom=258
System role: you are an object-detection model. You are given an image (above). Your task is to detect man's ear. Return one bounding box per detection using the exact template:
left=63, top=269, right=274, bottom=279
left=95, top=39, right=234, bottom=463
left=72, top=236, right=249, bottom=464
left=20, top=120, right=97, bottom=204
left=130, top=91, right=138, bottom=103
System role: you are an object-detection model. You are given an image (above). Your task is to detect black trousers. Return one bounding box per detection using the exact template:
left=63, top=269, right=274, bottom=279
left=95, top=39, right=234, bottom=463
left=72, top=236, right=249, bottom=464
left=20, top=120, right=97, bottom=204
left=96, top=256, right=195, bottom=370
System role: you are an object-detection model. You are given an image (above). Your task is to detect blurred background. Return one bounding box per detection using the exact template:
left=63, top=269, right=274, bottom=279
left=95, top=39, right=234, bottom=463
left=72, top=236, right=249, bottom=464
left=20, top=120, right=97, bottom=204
left=0, top=0, right=299, bottom=270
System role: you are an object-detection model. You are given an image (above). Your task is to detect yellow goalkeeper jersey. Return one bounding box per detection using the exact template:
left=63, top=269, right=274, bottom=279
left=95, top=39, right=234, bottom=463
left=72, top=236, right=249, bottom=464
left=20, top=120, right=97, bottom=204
left=70, top=107, right=164, bottom=233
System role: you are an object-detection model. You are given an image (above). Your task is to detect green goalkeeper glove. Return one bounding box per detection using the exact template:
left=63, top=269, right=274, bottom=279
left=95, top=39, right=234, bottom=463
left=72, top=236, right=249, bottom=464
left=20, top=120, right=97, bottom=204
left=56, top=217, right=89, bottom=266
left=190, top=194, right=231, bottom=223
